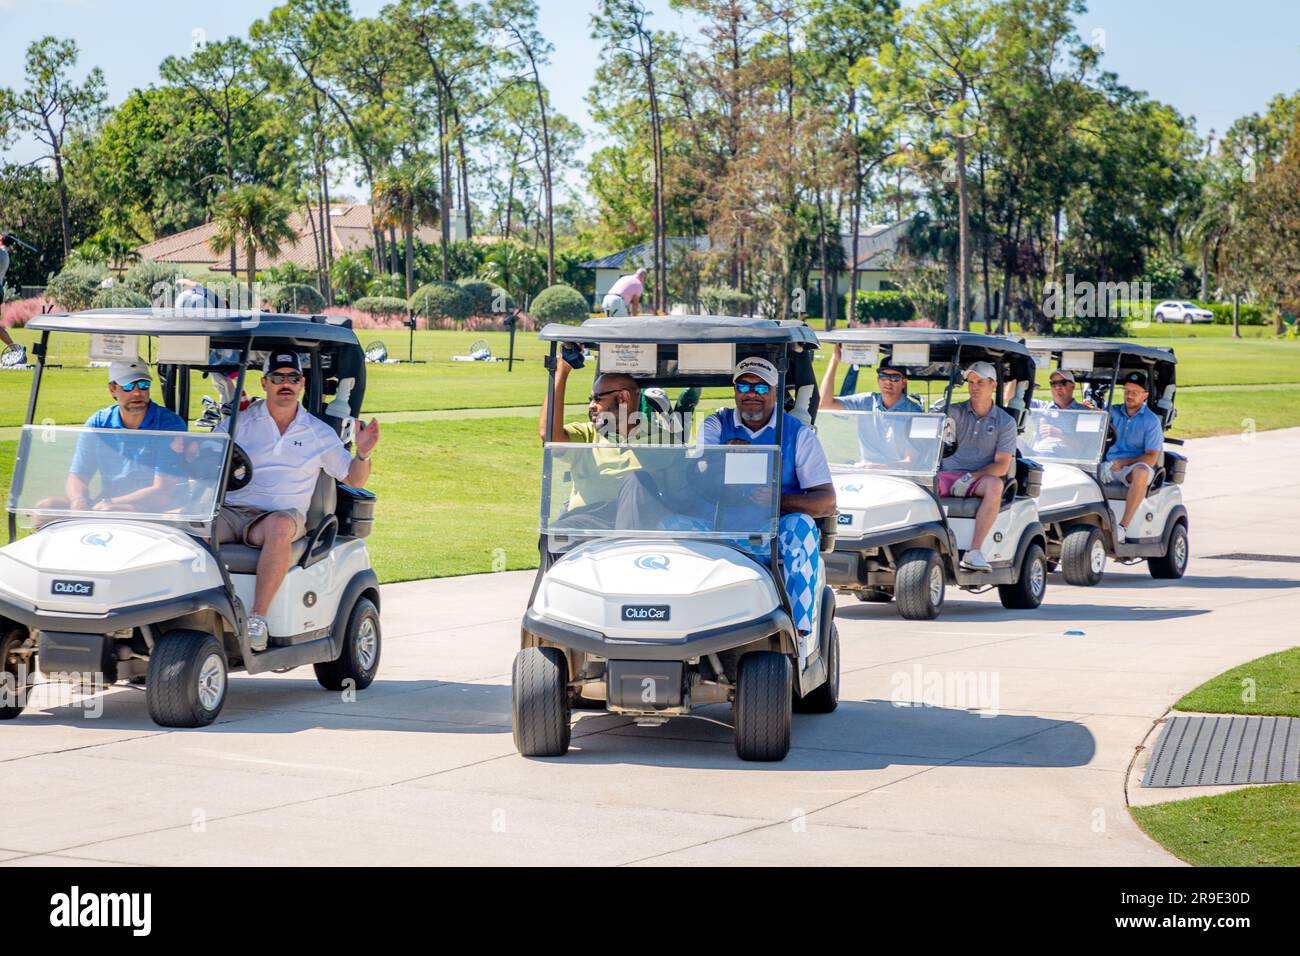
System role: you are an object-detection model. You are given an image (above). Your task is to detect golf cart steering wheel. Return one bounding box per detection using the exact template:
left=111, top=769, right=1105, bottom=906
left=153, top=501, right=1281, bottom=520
left=226, top=443, right=254, bottom=492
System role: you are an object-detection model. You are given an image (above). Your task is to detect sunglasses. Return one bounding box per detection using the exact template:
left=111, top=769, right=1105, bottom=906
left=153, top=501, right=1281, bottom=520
left=267, top=373, right=303, bottom=385
left=734, top=382, right=772, bottom=395
left=587, top=388, right=624, bottom=403
left=117, top=380, right=151, bottom=392
left=877, top=372, right=905, bottom=383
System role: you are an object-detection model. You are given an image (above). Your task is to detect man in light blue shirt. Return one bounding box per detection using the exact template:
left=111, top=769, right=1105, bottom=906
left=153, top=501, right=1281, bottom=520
left=1029, top=368, right=1092, bottom=457
left=819, top=345, right=923, bottom=464
left=1103, top=370, right=1164, bottom=541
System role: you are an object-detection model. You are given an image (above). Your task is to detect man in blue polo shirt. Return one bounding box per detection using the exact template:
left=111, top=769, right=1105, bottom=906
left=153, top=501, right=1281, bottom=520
left=819, top=344, right=923, bottom=465
left=1104, top=370, right=1163, bottom=542
left=49, top=360, right=188, bottom=514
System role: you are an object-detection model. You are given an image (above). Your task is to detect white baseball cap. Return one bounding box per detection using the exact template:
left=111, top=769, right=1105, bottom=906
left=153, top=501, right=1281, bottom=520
left=733, top=356, right=779, bottom=387
left=964, top=361, right=997, bottom=382
left=109, top=359, right=151, bottom=386
left=1048, top=368, right=1075, bottom=383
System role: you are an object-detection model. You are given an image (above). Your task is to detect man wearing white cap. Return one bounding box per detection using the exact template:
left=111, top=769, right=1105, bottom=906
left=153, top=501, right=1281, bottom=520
left=697, top=356, right=836, bottom=637
left=36, top=360, right=188, bottom=516
left=938, top=361, right=1018, bottom=572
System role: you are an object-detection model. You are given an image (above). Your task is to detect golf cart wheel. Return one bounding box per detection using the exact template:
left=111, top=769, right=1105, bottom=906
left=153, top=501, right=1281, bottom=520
left=1060, top=525, right=1106, bottom=586
left=895, top=548, right=944, bottom=620
left=793, top=625, right=839, bottom=715
left=734, top=651, right=792, bottom=761
left=1149, top=521, right=1189, bottom=579
left=146, top=630, right=227, bottom=728
left=512, top=647, right=571, bottom=757
left=314, top=598, right=381, bottom=691
left=999, top=542, right=1048, bottom=610
left=855, top=589, right=893, bottom=603
left=0, top=624, right=34, bottom=720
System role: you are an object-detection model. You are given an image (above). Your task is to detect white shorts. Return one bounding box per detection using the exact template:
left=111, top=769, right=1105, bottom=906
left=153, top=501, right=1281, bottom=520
left=1104, top=461, right=1154, bottom=486
left=601, top=293, right=628, bottom=317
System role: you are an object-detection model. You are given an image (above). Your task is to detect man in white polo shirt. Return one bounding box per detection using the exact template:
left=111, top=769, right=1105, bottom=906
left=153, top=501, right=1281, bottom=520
left=218, top=350, right=380, bottom=650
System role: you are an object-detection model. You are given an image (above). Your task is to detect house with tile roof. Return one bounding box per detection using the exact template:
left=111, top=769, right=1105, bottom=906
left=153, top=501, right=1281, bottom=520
left=133, top=204, right=444, bottom=274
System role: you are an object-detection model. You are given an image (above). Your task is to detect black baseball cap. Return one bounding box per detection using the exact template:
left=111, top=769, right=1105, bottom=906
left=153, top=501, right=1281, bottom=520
left=263, top=350, right=302, bottom=374
left=877, top=362, right=909, bottom=376
left=1122, top=370, right=1148, bottom=390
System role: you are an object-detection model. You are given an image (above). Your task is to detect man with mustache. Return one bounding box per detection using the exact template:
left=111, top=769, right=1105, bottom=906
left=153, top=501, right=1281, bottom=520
left=218, top=351, right=380, bottom=651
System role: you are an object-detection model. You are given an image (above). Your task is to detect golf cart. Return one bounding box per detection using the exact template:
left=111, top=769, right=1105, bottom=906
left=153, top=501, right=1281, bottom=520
left=517, top=316, right=838, bottom=761
left=818, top=328, right=1048, bottom=619
left=0, top=308, right=381, bottom=727
left=1020, top=338, right=1188, bottom=584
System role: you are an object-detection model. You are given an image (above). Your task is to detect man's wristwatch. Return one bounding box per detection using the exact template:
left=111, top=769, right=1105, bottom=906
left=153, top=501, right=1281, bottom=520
left=356, top=451, right=371, bottom=462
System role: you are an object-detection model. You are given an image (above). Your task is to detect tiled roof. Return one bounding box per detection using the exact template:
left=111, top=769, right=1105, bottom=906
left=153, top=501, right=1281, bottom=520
left=134, top=204, right=442, bottom=272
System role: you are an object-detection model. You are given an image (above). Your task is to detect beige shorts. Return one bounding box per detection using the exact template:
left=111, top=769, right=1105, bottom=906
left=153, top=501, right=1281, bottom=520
left=1103, top=462, right=1154, bottom=487
left=216, top=505, right=306, bottom=545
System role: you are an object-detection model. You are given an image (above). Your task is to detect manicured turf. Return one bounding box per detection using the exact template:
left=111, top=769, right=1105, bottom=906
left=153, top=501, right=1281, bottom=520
left=1167, top=386, right=1300, bottom=439
left=1130, top=784, right=1300, bottom=866
left=0, top=417, right=545, bottom=584
left=1173, top=647, right=1300, bottom=718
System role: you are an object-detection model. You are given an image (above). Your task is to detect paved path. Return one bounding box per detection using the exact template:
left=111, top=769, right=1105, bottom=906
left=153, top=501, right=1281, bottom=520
left=1, top=429, right=1297, bottom=866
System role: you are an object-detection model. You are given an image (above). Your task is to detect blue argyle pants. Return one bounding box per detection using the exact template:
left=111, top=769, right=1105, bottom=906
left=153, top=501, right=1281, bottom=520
left=736, top=514, right=820, bottom=636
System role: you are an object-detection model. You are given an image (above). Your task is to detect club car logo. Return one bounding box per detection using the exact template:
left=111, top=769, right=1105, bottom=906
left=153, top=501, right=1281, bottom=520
left=635, top=554, right=671, bottom=571
left=622, top=604, right=670, bottom=622
left=52, top=579, right=94, bottom=597
left=80, top=531, right=113, bottom=547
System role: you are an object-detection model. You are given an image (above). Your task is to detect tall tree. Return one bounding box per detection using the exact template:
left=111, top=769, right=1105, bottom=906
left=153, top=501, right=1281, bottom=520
left=208, top=184, right=297, bottom=289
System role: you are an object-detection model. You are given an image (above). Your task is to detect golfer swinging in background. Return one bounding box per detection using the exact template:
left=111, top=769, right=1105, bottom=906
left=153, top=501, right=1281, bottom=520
left=601, top=267, right=646, bottom=317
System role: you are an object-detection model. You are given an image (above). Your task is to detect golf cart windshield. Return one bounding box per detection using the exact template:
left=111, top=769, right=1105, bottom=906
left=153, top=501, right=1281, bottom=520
left=817, top=410, right=947, bottom=479
left=541, top=441, right=780, bottom=547
left=7, top=425, right=231, bottom=528
left=1017, top=408, right=1108, bottom=466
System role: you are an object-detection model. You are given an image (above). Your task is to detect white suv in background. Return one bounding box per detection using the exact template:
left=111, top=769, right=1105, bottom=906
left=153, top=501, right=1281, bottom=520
left=1153, top=300, right=1213, bottom=324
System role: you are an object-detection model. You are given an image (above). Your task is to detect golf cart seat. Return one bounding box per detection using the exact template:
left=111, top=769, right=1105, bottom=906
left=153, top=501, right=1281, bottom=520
left=1099, top=465, right=1167, bottom=499
left=940, top=477, right=1018, bottom=518
left=221, top=473, right=339, bottom=574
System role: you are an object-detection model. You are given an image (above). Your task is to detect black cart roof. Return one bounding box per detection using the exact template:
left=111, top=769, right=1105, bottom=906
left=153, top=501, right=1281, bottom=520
left=1025, top=336, right=1177, bottom=366
left=27, top=308, right=361, bottom=348
left=539, top=315, right=819, bottom=347
left=819, top=326, right=1028, bottom=353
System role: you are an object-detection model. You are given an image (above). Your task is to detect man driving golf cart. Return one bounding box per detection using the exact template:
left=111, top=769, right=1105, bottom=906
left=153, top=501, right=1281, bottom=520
left=217, top=349, right=380, bottom=651
left=518, top=316, right=841, bottom=761
left=1103, top=371, right=1162, bottom=543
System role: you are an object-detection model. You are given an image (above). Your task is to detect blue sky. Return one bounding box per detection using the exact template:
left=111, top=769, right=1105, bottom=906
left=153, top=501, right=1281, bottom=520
left=2, top=0, right=1296, bottom=196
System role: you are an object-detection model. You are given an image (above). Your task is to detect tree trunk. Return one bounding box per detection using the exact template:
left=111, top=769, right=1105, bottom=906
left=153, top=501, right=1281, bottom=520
left=955, top=136, right=970, bottom=331
left=848, top=95, right=861, bottom=327
left=437, top=99, right=451, bottom=280
left=246, top=245, right=257, bottom=292
left=946, top=244, right=959, bottom=330
left=815, top=184, right=831, bottom=331
left=1200, top=242, right=1210, bottom=300
left=389, top=225, right=400, bottom=276
left=455, top=112, right=472, bottom=240
left=1232, top=292, right=1240, bottom=338
left=405, top=225, right=414, bottom=298
left=53, top=155, right=72, bottom=258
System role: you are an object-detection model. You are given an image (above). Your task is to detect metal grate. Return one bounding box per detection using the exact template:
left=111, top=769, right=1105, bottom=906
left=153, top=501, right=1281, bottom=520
left=1143, top=715, right=1300, bottom=788
left=1206, top=553, right=1300, bottom=563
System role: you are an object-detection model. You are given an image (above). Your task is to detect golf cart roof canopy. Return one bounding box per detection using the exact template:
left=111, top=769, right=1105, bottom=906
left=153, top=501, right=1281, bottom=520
left=819, top=327, right=1027, bottom=353
left=27, top=308, right=361, bottom=348
left=1025, top=337, right=1177, bottom=366
left=818, top=326, right=1035, bottom=381
left=539, top=315, right=820, bottom=347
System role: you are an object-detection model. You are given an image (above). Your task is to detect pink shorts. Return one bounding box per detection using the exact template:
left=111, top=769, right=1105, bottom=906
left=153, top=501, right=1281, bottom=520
left=937, top=471, right=1001, bottom=497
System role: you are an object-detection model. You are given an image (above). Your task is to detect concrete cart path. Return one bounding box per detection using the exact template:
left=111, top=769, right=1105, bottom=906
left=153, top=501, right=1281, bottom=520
left=2, top=429, right=1298, bottom=866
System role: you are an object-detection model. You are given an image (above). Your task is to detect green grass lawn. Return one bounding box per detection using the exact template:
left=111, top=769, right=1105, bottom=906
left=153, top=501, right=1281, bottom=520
left=0, top=417, right=545, bottom=584
left=1131, top=784, right=1300, bottom=866
left=1173, top=647, right=1300, bottom=718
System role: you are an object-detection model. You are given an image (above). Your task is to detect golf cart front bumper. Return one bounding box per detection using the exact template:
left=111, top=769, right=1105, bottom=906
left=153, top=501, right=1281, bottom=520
left=0, top=587, right=238, bottom=637
left=522, top=606, right=796, bottom=661
left=826, top=521, right=952, bottom=588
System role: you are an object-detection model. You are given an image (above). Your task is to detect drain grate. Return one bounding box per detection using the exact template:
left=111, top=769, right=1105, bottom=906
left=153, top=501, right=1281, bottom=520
left=1143, top=715, right=1300, bottom=787
left=1206, top=553, right=1300, bottom=563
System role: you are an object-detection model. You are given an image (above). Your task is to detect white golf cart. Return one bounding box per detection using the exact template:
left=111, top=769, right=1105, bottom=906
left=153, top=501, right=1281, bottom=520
left=516, top=316, right=839, bottom=761
left=1021, top=338, right=1188, bottom=584
left=819, top=329, right=1048, bottom=620
left=0, top=309, right=381, bottom=727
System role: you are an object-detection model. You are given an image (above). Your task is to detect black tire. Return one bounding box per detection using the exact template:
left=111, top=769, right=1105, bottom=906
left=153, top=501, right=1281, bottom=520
left=1149, top=521, right=1189, bottom=579
left=314, top=597, right=381, bottom=691
left=855, top=589, right=893, bottom=603
left=895, top=547, right=944, bottom=620
left=0, top=625, right=34, bottom=720
left=793, top=625, right=839, bottom=714
left=999, top=542, right=1049, bottom=609
left=1060, top=525, right=1106, bottom=586
left=512, top=647, right=571, bottom=757
left=734, top=651, right=792, bottom=761
left=146, top=630, right=227, bottom=728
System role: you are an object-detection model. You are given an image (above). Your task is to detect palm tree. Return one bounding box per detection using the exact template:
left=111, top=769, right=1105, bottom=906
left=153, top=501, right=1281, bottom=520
left=208, top=185, right=298, bottom=292
left=373, top=159, right=441, bottom=297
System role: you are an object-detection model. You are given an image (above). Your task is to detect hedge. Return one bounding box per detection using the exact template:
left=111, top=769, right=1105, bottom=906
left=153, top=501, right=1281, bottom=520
left=529, top=284, right=589, bottom=324
left=352, top=295, right=410, bottom=318
left=46, top=263, right=109, bottom=311
left=699, top=285, right=755, bottom=316
left=841, top=290, right=946, bottom=324
left=269, top=283, right=326, bottom=314
left=457, top=279, right=514, bottom=316
left=91, top=287, right=150, bottom=309
left=1209, top=302, right=1266, bottom=326
left=123, top=260, right=181, bottom=300
left=409, top=280, right=472, bottom=323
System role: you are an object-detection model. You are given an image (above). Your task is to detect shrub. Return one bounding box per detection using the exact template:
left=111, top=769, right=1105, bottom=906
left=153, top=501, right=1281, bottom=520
left=457, top=279, right=514, bottom=317
left=1208, top=302, right=1266, bottom=326
left=330, top=251, right=373, bottom=305
left=91, top=287, right=150, bottom=309
left=352, top=295, right=409, bottom=318
left=529, top=284, right=589, bottom=324
left=409, top=280, right=472, bottom=323
left=698, top=285, right=755, bottom=316
left=366, top=273, right=407, bottom=298
left=260, top=262, right=315, bottom=287
left=123, top=260, right=181, bottom=300
left=269, top=283, right=326, bottom=314
left=842, top=290, right=947, bottom=325
left=46, top=262, right=110, bottom=311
